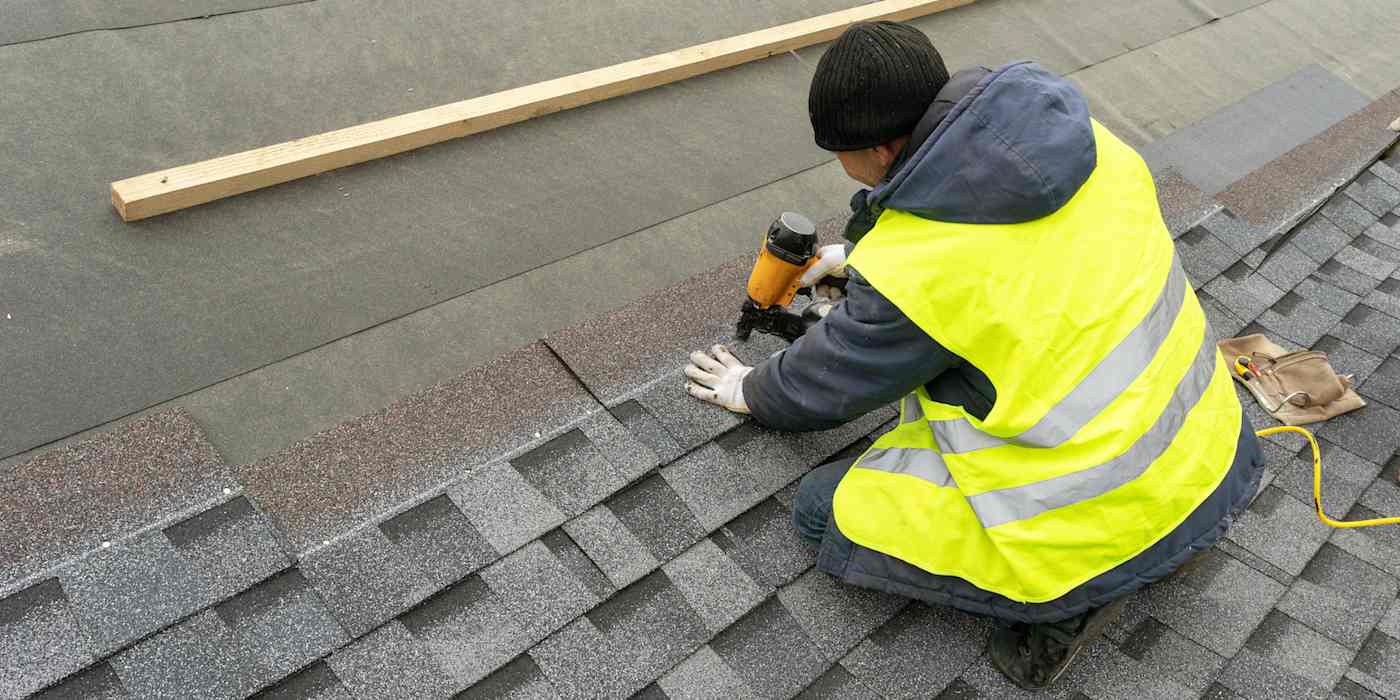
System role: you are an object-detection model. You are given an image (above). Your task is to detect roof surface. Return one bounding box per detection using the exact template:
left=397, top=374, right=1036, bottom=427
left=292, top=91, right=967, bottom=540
left=7, top=0, right=1400, bottom=472
left=4, top=76, right=1400, bottom=697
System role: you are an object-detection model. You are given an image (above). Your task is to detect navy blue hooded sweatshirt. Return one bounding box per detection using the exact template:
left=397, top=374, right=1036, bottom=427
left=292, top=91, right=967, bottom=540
left=742, top=62, right=1265, bottom=622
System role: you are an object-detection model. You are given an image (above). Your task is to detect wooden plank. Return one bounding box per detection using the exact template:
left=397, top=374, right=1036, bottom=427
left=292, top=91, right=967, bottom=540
left=110, top=0, right=975, bottom=221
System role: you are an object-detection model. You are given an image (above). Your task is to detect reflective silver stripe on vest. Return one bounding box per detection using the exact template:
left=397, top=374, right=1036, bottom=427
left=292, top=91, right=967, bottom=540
left=899, top=393, right=924, bottom=424
left=859, top=447, right=957, bottom=488
left=965, top=331, right=1219, bottom=528
left=930, top=256, right=1187, bottom=455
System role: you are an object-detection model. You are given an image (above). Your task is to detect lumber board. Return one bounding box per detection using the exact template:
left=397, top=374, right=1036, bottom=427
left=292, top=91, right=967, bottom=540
left=110, top=0, right=975, bottom=221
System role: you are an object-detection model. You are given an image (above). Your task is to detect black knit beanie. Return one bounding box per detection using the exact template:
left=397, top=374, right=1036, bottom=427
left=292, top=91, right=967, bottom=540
left=808, top=21, right=950, bottom=151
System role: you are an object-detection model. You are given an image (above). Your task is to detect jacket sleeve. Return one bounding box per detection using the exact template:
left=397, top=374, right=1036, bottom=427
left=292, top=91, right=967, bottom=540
left=741, top=266, right=964, bottom=432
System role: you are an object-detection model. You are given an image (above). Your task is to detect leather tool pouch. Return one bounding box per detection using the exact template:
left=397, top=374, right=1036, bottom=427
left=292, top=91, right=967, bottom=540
left=1217, top=334, right=1366, bottom=425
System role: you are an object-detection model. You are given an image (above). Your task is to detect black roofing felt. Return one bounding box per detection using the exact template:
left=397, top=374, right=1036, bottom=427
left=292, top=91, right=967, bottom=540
left=4, top=101, right=1400, bottom=700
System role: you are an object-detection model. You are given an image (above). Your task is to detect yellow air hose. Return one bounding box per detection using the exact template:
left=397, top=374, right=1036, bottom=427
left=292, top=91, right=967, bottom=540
left=1255, top=425, right=1400, bottom=528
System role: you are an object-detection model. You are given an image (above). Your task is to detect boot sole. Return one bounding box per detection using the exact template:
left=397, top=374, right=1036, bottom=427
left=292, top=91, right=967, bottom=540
left=991, top=596, right=1130, bottom=691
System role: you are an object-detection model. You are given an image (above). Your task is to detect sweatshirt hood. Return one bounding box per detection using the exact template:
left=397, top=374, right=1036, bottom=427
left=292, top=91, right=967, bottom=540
left=868, top=61, right=1097, bottom=225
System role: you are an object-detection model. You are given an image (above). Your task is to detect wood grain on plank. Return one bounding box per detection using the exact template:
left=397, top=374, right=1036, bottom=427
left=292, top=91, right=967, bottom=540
left=110, top=0, right=975, bottom=221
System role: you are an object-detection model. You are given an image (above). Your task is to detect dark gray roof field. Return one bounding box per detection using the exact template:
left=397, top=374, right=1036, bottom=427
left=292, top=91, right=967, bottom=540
left=5, top=82, right=1400, bottom=700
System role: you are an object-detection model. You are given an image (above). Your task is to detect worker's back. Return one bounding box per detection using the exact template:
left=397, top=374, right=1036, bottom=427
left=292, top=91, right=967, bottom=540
left=833, top=62, right=1247, bottom=605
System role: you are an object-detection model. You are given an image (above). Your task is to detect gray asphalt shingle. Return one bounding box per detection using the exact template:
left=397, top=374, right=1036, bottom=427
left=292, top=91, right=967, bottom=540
left=163, top=496, right=290, bottom=602
left=1323, top=193, right=1382, bottom=237
left=0, top=579, right=91, bottom=699
left=840, top=603, right=989, bottom=699
left=1276, top=543, right=1399, bottom=649
left=60, top=531, right=218, bottom=657
left=711, top=597, right=829, bottom=699
left=663, top=539, right=767, bottom=635
left=299, top=526, right=436, bottom=639
left=328, top=620, right=455, bottom=700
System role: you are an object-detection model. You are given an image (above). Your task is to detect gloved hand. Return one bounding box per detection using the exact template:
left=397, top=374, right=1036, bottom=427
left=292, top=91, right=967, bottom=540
left=799, top=243, right=848, bottom=287
left=684, top=345, right=752, bottom=414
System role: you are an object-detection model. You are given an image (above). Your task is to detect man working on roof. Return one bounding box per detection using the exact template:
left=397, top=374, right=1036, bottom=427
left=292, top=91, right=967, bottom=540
left=683, top=22, right=1264, bottom=689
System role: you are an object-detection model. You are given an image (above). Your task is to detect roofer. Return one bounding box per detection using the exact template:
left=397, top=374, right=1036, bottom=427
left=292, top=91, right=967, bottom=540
left=683, top=22, right=1265, bottom=690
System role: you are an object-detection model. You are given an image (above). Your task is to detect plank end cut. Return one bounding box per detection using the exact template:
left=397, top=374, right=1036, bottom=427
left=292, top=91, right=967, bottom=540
left=107, top=0, right=977, bottom=221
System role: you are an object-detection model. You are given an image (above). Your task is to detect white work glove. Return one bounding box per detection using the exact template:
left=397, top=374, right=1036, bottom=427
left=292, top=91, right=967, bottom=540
left=799, top=243, right=848, bottom=288
left=801, top=243, right=848, bottom=315
left=684, top=345, right=752, bottom=414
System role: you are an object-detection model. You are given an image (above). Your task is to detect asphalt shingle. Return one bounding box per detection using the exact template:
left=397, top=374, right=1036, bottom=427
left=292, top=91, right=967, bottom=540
left=797, top=664, right=882, bottom=700
left=1225, top=486, right=1334, bottom=577
left=1293, top=276, right=1362, bottom=316
left=1217, top=610, right=1355, bottom=699
left=1323, top=193, right=1381, bottom=237
left=1346, top=170, right=1400, bottom=217
left=840, top=603, right=991, bottom=699
left=663, top=538, right=767, bottom=635
left=1255, top=291, right=1342, bottom=347
left=378, top=494, right=496, bottom=591
left=1316, top=258, right=1383, bottom=296
left=1349, top=630, right=1400, bottom=698
left=711, top=597, right=829, bottom=700
left=454, top=655, right=557, bottom=700
left=479, top=539, right=599, bottom=644
left=1202, top=208, right=1272, bottom=258
left=253, top=662, right=351, bottom=700
left=328, top=620, right=455, bottom=700
left=1332, top=304, right=1400, bottom=360
left=634, top=373, right=746, bottom=451
left=510, top=411, right=658, bottom=518
left=163, top=496, right=290, bottom=602
left=589, top=570, right=709, bottom=689
left=60, top=530, right=218, bottom=656
left=662, top=443, right=767, bottom=532
left=1117, top=616, right=1228, bottom=693
left=716, top=422, right=809, bottom=496
left=1197, top=290, right=1250, bottom=339
left=29, top=662, right=125, bottom=700
left=1, top=410, right=236, bottom=593
left=607, top=400, right=685, bottom=464
left=539, top=528, right=615, bottom=602
left=1272, top=439, right=1382, bottom=518
left=1137, top=549, right=1286, bottom=657
left=1362, top=276, right=1400, bottom=319
left=1317, top=394, right=1400, bottom=464
left=657, top=645, right=756, bottom=700
left=712, top=498, right=818, bottom=590
left=0, top=578, right=91, bottom=699
left=397, top=575, right=522, bottom=690
left=1177, top=223, right=1241, bottom=285
left=240, top=342, right=597, bottom=554
left=299, top=526, right=436, bottom=638
left=1291, top=213, right=1355, bottom=264
left=448, top=461, right=566, bottom=556
left=604, top=473, right=707, bottom=563
left=562, top=504, right=657, bottom=591
left=530, top=617, right=634, bottom=699
left=1256, top=243, right=1320, bottom=292
left=1276, top=543, right=1399, bottom=650
left=1203, top=269, right=1287, bottom=324
left=214, top=570, right=348, bottom=687
left=109, top=610, right=264, bottom=700
left=1337, top=245, right=1399, bottom=281
left=779, top=569, right=907, bottom=664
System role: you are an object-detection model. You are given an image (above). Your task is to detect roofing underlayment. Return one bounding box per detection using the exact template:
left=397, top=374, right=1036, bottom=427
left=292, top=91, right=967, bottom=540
left=5, top=0, right=1400, bottom=469
left=5, top=73, right=1400, bottom=697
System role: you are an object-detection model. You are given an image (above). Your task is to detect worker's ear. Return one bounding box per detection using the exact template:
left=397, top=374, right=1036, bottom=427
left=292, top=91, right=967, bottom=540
left=871, top=136, right=910, bottom=172
left=872, top=141, right=902, bottom=169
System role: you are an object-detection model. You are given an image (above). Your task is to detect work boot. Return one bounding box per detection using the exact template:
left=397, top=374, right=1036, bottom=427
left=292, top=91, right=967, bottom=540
left=987, top=597, right=1127, bottom=690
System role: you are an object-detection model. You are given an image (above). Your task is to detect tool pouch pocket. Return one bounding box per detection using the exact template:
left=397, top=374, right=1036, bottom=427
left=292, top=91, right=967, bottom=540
left=1253, top=351, right=1348, bottom=408
left=1218, top=334, right=1365, bottom=425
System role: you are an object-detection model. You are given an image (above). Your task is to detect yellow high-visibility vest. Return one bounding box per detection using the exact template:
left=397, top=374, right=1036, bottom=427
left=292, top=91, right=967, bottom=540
left=834, top=121, right=1242, bottom=603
